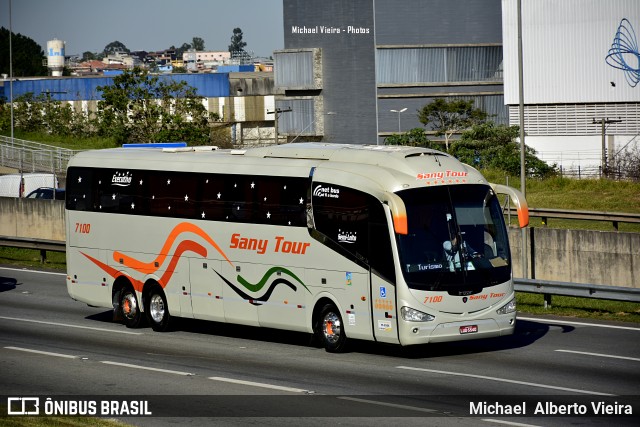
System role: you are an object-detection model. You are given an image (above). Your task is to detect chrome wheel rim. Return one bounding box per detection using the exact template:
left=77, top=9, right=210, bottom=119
left=149, top=294, right=165, bottom=324
left=122, top=292, right=138, bottom=319
left=322, top=312, right=341, bottom=344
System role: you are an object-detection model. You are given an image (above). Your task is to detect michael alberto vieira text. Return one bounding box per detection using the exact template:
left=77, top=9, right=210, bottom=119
left=470, top=400, right=633, bottom=416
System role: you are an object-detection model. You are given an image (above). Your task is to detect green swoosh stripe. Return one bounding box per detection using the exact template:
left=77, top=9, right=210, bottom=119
left=237, top=266, right=311, bottom=294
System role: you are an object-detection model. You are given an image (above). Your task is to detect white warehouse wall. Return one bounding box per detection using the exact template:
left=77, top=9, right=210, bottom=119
left=502, top=0, right=640, bottom=104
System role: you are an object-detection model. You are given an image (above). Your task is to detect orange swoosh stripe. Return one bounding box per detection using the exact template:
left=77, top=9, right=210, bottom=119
left=157, top=240, right=207, bottom=288
left=81, top=251, right=145, bottom=292
left=113, top=222, right=233, bottom=274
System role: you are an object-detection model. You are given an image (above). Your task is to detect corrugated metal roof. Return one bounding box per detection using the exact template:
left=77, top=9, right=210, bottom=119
left=5, top=73, right=231, bottom=101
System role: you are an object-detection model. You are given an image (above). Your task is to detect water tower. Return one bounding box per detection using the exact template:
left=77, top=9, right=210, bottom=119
left=47, top=39, right=65, bottom=77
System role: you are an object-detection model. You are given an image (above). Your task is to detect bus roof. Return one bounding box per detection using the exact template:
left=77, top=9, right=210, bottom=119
left=68, top=143, right=487, bottom=193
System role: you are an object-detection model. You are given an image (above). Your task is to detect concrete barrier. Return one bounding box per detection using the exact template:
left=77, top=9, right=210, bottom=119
left=0, top=197, right=65, bottom=241
left=509, top=227, right=638, bottom=289
left=0, top=198, right=636, bottom=288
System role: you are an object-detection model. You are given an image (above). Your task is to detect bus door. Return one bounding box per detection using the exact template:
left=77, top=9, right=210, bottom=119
left=310, top=176, right=399, bottom=344
left=368, top=204, right=400, bottom=345
left=370, top=274, right=398, bottom=344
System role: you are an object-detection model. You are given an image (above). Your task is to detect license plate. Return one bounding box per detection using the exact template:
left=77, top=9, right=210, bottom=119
left=459, top=325, right=478, bottom=334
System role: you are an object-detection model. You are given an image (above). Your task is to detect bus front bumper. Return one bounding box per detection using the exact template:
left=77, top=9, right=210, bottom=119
left=399, top=315, right=516, bottom=346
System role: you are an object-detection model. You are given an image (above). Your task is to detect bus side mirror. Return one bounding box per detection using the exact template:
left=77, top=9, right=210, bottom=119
left=490, top=183, right=529, bottom=228
left=383, top=192, right=408, bottom=235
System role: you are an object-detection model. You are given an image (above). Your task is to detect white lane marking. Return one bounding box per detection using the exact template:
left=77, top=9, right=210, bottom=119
left=518, top=316, right=640, bottom=331
left=101, top=361, right=194, bottom=376
left=208, top=376, right=308, bottom=393
left=337, top=396, right=438, bottom=414
left=555, top=349, right=640, bottom=362
left=5, top=346, right=78, bottom=359
left=482, top=419, right=542, bottom=427
left=0, top=316, right=143, bottom=335
left=0, top=266, right=66, bottom=276
left=396, top=366, right=614, bottom=396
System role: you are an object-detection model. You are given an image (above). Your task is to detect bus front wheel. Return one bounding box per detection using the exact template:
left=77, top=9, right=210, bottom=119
left=119, top=287, right=142, bottom=328
left=145, top=286, right=171, bottom=332
left=317, top=304, right=347, bottom=353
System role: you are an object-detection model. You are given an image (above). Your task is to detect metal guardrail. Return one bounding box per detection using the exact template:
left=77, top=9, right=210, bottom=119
left=0, top=236, right=65, bottom=264
left=0, top=137, right=82, bottom=177
left=514, top=278, right=640, bottom=304
left=508, top=207, right=640, bottom=230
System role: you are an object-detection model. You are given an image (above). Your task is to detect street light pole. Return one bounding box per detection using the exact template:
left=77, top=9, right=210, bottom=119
left=390, top=108, right=407, bottom=133
left=517, top=0, right=528, bottom=279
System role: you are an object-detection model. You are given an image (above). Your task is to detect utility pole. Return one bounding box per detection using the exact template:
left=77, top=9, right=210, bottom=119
left=592, top=118, right=622, bottom=178
left=267, top=107, right=292, bottom=145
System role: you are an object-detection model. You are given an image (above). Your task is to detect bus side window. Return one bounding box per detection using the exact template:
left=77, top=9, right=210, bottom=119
left=66, top=167, right=93, bottom=211
left=312, top=183, right=394, bottom=282
left=312, top=183, right=370, bottom=261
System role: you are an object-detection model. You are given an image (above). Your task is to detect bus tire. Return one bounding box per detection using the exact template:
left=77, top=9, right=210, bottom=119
left=317, top=303, right=347, bottom=353
left=145, top=286, right=171, bottom=332
left=119, top=286, right=142, bottom=328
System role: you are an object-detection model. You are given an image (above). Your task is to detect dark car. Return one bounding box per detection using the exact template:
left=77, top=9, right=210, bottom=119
left=25, top=187, right=66, bottom=200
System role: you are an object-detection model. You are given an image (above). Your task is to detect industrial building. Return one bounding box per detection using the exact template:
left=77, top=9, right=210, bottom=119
left=273, top=0, right=639, bottom=174
left=502, top=0, right=639, bottom=176
left=274, top=0, right=507, bottom=145
left=0, top=71, right=278, bottom=146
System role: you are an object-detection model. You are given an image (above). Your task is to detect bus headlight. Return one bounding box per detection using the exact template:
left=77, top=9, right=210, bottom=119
left=496, top=298, right=516, bottom=315
left=401, top=306, right=435, bottom=322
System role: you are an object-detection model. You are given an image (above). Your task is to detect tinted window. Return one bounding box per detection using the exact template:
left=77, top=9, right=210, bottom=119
left=396, top=184, right=511, bottom=292
left=312, top=182, right=395, bottom=282
left=66, top=167, right=308, bottom=227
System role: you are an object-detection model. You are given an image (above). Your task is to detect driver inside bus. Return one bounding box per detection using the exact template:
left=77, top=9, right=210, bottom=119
left=443, top=235, right=481, bottom=259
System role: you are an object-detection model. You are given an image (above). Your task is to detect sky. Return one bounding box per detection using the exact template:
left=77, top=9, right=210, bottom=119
left=0, top=0, right=284, bottom=58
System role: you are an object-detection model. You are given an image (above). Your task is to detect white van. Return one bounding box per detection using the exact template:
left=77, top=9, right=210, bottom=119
left=0, top=173, right=58, bottom=198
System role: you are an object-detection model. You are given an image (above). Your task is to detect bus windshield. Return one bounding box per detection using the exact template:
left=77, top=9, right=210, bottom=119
left=396, top=184, right=511, bottom=293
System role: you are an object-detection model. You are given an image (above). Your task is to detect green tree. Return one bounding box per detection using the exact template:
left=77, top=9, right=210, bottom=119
left=0, top=27, right=47, bottom=77
left=173, top=42, right=192, bottom=58
left=8, top=91, right=95, bottom=137
left=384, top=127, right=441, bottom=150
left=103, top=40, right=130, bottom=56
left=192, top=37, right=205, bottom=51
left=11, top=92, right=46, bottom=132
left=228, top=27, right=247, bottom=53
left=450, top=122, right=557, bottom=178
left=96, top=67, right=212, bottom=145
left=418, top=98, right=488, bottom=151
left=82, top=51, right=97, bottom=61
left=0, top=99, right=10, bottom=131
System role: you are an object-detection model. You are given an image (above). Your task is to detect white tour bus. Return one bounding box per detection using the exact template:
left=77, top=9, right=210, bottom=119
left=65, top=143, right=528, bottom=352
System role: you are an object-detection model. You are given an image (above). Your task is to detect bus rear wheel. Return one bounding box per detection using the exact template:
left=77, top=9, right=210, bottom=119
left=317, top=303, right=348, bottom=353
left=145, top=286, right=171, bottom=332
left=119, top=287, right=142, bottom=328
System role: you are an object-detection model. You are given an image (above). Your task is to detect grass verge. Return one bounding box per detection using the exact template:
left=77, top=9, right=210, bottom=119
left=0, top=247, right=66, bottom=271
left=516, top=292, right=640, bottom=323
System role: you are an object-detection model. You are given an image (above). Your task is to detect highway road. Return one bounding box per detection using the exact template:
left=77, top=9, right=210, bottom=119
left=0, top=266, right=638, bottom=426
